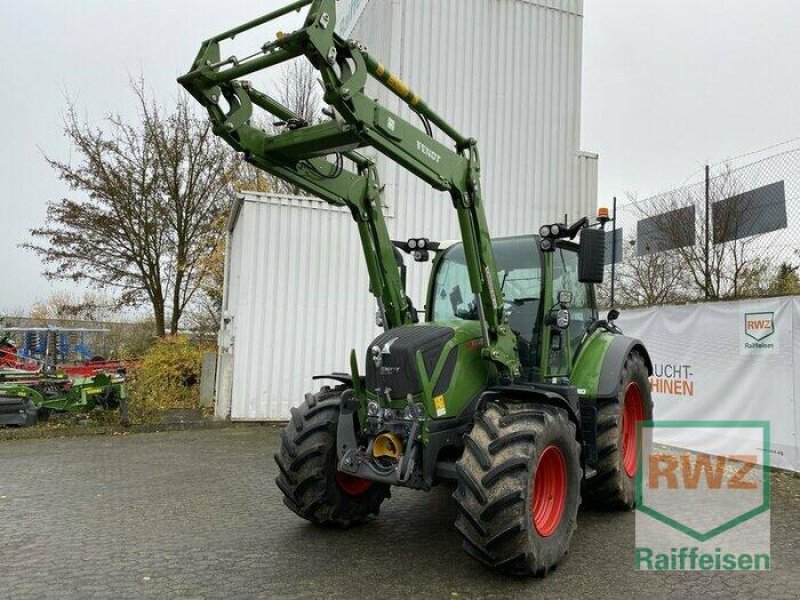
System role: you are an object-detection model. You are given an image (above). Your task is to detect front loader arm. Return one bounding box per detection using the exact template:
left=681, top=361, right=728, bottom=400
left=178, top=0, right=520, bottom=377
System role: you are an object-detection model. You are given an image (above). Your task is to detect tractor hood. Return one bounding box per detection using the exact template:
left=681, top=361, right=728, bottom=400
left=364, top=321, right=487, bottom=403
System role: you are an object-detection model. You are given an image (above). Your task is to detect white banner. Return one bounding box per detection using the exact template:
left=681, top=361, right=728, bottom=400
left=617, top=297, right=799, bottom=472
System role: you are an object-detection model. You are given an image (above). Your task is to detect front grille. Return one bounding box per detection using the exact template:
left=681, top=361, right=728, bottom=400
left=365, top=325, right=455, bottom=399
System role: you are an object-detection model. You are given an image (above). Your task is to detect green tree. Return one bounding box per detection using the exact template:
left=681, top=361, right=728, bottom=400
left=768, top=262, right=800, bottom=296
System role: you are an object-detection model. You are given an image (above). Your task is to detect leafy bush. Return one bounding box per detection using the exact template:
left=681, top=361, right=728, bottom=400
left=114, top=319, right=159, bottom=359
left=127, top=336, right=209, bottom=422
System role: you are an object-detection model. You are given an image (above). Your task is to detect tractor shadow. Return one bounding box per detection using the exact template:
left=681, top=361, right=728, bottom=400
left=267, top=484, right=637, bottom=596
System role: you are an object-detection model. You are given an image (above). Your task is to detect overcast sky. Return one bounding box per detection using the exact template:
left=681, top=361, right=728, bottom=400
left=2, top=0, right=799, bottom=311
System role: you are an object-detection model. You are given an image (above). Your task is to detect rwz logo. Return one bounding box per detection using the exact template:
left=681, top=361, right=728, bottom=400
left=744, top=312, right=774, bottom=342
left=648, top=453, right=758, bottom=490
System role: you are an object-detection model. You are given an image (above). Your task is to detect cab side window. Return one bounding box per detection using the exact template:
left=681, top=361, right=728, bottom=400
left=553, top=247, right=595, bottom=359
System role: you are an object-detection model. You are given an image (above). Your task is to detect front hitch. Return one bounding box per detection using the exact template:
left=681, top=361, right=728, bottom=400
left=336, top=389, right=422, bottom=487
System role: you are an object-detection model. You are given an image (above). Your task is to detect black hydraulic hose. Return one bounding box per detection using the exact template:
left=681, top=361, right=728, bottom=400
left=303, top=153, right=344, bottom=179
left=413, top=109, right=433, bottom=137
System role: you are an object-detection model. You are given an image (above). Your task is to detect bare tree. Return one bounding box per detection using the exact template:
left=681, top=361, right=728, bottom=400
left=28, top=291, right=116, bottom=321
left=276, top=60, right=321, bottom=124
left=184, top=215, right=227, bottom=335
left=25, top=80, right=238, bottom=336
left=612, top=241, right=690, bottom=308
left=239, top=61, right=323, bottom=196
left=632, top=165, right=767, bottom=301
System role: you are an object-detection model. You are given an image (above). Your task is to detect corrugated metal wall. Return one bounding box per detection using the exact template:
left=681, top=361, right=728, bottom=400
left=218, top=0, right=597, bottom=420
left=217, top=193, right=382, bottom=420
left=350, top=0, right=596, bottom=303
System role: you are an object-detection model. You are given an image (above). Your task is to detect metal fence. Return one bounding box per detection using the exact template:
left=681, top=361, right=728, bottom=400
left=0, top=316, right=153, bottom=360
left=602, top=145, right=800, bottom=308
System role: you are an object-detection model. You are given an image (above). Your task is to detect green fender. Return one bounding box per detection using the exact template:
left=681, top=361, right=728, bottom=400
left=571, top=330, right=652, bottom=399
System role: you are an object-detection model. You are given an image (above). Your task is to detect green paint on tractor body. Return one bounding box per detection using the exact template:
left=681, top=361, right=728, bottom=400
left=181, top=0, right=653, bottom=575
left=570, top=329, right=617, bottom=398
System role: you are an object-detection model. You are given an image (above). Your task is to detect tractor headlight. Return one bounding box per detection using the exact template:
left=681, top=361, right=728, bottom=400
left=539, top=225, right=551, bottom=238
left=557, top=290, right=573, bottom=306
left=550, top=224, right=561, bottom=236
left=403, top=402, right=426, bottom=420
left=407, top=238, right=417, bottom=249
left=556, top=309, right=570, bottom=329
left=540, top=239, right=553, bottom=251
left=417, top=238, right=426, bottom=249
left=367, top=401, right=380, bottom=417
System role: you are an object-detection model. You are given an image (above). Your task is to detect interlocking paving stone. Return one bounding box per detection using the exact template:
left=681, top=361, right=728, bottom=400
left=0, top=426, right=797, bottom=599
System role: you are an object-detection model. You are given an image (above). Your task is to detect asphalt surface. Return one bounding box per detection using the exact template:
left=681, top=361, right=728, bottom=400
left=0, top=426, right=798, bottom=599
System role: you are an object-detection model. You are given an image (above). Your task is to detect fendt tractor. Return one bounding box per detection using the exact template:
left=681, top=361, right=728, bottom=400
left=181, top=0, right=653, bottom=575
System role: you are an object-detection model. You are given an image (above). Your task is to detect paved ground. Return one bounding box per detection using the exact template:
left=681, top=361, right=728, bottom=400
left=0, top=426, right=797, bottom=599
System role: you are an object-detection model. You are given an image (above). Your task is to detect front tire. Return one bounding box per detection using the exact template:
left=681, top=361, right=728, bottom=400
left=453, top=401, right=582, bottom=575
left=583, top=351, right=653, bottom=509
left=274, top=387, right=390, bottom=527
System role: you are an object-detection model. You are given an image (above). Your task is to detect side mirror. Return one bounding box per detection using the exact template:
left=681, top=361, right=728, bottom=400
left=607, top=309, right=620, bottom=322
left=578, top=227, right=605, bottom=284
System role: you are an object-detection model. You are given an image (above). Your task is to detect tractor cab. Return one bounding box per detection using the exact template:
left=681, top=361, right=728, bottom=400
left=427, top=231, right=602, bottom=382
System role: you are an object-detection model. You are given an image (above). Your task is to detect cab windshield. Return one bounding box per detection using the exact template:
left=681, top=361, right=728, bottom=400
left=430, top=237, right=543, bottom=356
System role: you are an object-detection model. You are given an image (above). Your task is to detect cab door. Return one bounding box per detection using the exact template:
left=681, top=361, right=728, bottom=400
left=546, top=244, right=597, bottom=377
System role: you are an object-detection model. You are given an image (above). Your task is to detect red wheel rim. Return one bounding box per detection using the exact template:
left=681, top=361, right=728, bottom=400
left=531, top=445, right=567, bottom=537
left=335, top=470, right=372, bottom=496
left=621, top=382, right=645, bottom=477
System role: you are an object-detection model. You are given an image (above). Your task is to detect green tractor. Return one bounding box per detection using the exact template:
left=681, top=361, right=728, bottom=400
left=181, top=0, right=653, bottom=575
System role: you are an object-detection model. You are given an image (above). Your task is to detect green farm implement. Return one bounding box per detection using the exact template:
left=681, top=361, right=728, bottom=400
left=0, top=372, right=127, bottom=426
left=0, top=327, right=128, bottom=426
left=181, top=0, right=653, bottom=575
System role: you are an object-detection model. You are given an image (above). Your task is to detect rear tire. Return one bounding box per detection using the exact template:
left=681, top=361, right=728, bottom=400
left=274, top=387, right=390, bottom=527
left=453, top=401, right=582, bottom=575
left=583, top=352, right=653, bottom=509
